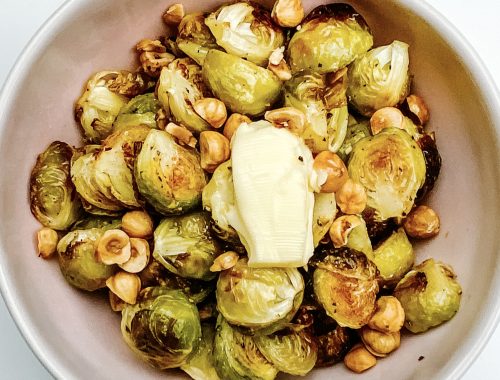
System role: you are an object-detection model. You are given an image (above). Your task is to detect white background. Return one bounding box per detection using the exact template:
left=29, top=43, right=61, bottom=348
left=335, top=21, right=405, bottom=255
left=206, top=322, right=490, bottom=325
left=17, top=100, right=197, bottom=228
left=0, top=0, right=499, bottom=378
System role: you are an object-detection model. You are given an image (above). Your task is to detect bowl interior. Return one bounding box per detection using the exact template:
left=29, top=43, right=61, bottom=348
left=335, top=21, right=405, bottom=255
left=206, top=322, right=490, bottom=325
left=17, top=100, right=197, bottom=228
left=0, top=0, right=499, bottom=379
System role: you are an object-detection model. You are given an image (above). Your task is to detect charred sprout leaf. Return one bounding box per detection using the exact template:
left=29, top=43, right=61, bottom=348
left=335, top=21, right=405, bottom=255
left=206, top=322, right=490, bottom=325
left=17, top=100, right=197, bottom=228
left=315, top=325, right=354, bottom=367
left=113, top=93, right=161, bottom=132
left=347, top=40, right=410, bottom=116
left=205, top=2, right=285, bottom=66
left=287, top=3, right=373, bottom=74
left=71, top=215, right=121, bottom=231
left=372, top=228, right=414, bottom=287
left=348, top=128, right=426, bottom=221
left=57, top=228, right=116, bottom=291
left=312, top=192, right=337, bottom=247
left=121, top=288, right=201, bottom=369
left=312, top=247, right=378, bottom=329
left=177, top=12, right=219, bottom=65
left=394, top=259, right=462, bottom=333
left=153, top=212, right=221, bottom=281
left=216, top=257, right=304, bottom=334
left=416, top=133, right=442, bottom=202
left=181, top=323, right=220, bottom=380
left=254, top=330, right=317, bottom=376
left=30, top=141, right=82, bottom=230
left=134, top=129, right=207, bottom=215
left=202, top=49, right=282, bottom=116
left=337, top=119, right=371, bottom=162
left=214, top=316, right=278, bottom=380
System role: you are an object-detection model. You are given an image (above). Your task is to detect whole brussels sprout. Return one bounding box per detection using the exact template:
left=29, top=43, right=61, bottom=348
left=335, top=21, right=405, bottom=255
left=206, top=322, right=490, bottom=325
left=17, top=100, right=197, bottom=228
left=372, top=228, right=415, bottom=287
left=113, top=93, right=161, bottom=132
left=205, top=2, right=285, bottom=66
left=177, top=12, right=219, bottom=65
left=75, top=70, right=153, bottom=143
left=121, top=288, right=202, bottom=369
left=312, top=192, right=337, bottom=247
left=134, top=129, right=207, bottom=215
left=30, top=141, right=82, bottom=230
left=347, top=40, right=411, bottom=116
left=157, top=58, right=211, bottom=133
left=57, top=228, right=116, bottom=291
left=394, top=259, right=462, bottom=333
left=254, top=330, right=317, bottom=376
left=213, top=316, right=278, bottom=380
left=311, top=247, right=378, bottom=329
left=181, top=323, right=220, bottom=380
left=287, top=4, right=373, bottom=74
left=216, top=258, right=304, bottom=334
left=202, top=49, right=282, bottom=116
left=337, top=119, right=371, bottom=162
left=153, top=212, right=221, bottom=281
left=348, top=128, right=426, bottom=221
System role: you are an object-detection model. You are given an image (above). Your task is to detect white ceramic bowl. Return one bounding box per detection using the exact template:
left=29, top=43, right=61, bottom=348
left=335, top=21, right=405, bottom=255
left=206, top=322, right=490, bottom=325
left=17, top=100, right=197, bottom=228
left=1, top=0, right=500, bottom=379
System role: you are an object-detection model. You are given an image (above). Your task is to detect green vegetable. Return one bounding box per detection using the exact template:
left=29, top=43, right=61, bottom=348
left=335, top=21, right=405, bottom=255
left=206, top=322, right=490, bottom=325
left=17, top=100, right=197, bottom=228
left=181, top=323, right=220, bottom=380
left=177, top=13, right=220, bottom=65
left=113, top=93, right=161, bottom=131
left=337, top=119, right=371, bottom=161
left=312, top=192, right=337, bottom=247
left=71, top=215, right=121, bottom=231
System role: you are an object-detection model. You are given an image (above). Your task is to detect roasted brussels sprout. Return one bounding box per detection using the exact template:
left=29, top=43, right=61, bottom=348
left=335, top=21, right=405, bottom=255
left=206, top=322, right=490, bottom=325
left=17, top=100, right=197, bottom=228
left=312, top=247, right=378, bottom=329
left=394, top=259, right=462, bottom=333
left=121, top=287, right=202, bottom=369
left=134, top=129, right=207, bottom=215
left=157, top=58, right=211, bottom=133
left=153, top=212, right=221, bottom=281
left=202, top=49, right=282, bottom=116
left=337, top=119, right=371, bottom=161
left=181, top=323, right=220, bottom=380
left=347, top=40, right=410, bottom=116
left=287, top=4, right=373, bottom=74
left=315, top=325, right=354, bottom=367
left=345, top=218, right=373, bottom=259
left=57, top=228, right=116, bottom=291
left=71, top=215, right=121, bottom=231
left=177, top=13, right=220, bottom=65
left=30, top=141, right=82, bottom=230
left=312, top=192, right=337, bottom=247
left=416, top=133, right=442, bottom=202
left=75, top=71, right=152, bottom=142
left=113, top=93, right=161, bottom=131
left=216, top=258, right=304, bottom=334
left=284, top=71, right=349, bottom=153
left=255, top=330, right=317, bottom=376
left=372, top=228, right=414, bottom=287
left=214, top=316, right=278, bottom=380
left=348, top=128, right=426, bottom=221
left=205, top=2, right=285, bottom=66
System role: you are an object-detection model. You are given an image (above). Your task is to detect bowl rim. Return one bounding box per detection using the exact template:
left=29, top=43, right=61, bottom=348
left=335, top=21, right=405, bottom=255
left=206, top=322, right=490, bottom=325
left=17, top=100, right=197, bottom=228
left=0, top=0, right=499, bottom=379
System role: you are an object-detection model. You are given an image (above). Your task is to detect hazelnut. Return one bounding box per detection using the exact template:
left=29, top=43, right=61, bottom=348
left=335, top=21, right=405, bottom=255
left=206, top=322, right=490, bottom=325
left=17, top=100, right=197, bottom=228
left=210, top=251, right=239, bottom=272
left=360, top=327, right=401, bottom=357
left=136, top=39, right=166, bottom=53
left=368, top=296, right=405, bottom=333
left=336, top=178, right=367, bottom=214
left=329, top=215, right=363, bottom=248
left=344, top=344, right=377, bottom=373
left=313, top=151, right=349, bottom=193
left=156, top=108, right=168, bottom=130
left=165, top=122, right=197, bottom=148
left=200, top=131, right=230, bottom=173
left=406, top=94, right=430, bottom=125
left=193, top=98, right=227, bottom=129
left=271, top=0, right=305, bottom=28
left=108, top=290, right=126, bottom=312
left=269, top=47, right=285, bottom=66
left=223, top=113, right=251, bottom=141
left=370, top=107, right=404, bottom=135
left=268, top=58, right=292, bottom=81
left=264, top=107, right=306, bottom=135
left=403, top=205, right=440, bottom=239
left=36, top=227, right=58, bottom=259
left=106, top=271, right=141, bottom=305
left=163, top=3, right=184, bottom=25
left=119, top=238, right=151, bottom=274
left=121, top=210, right=154, bottom=238
left=96, top=229, right=131, bottom=265
left=139, top=51, right=175, bottom=77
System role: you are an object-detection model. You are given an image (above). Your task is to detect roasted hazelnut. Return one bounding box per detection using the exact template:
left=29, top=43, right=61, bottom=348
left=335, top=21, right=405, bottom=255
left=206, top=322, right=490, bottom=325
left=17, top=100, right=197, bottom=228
left=406, top=94, right=430, bottom=125
left=97, top=229, right=131, bottom=265
left=265, top=107, right=306, bottom=135
left=271, top=0, right=305, bottom=28
left=370, top=107, right=404, bottom=135
left=193, top=98, right=227, bottom=129
left=344, top=344, right=377, bottom=373
left=403, top=205, right=440, bottom=239
left=37, top=227, right=58, bottom=259
left=119, top=238, right=150, bottom=274
left=336, top=178, right=367, bottom=214
left=121, top=210, right=153, bottom=239
left=210, top=251, right=239, bottom=272
left=360, top=327, right=401, bottom=357
left=268, top=58, right=292, bottom=81
left=200, top=131, right=230, bottom=173
left=106, top=271, right=141, bottom=305
left=223, top=113, right=251, bottom=141
left=368, top=296, right=405, bottom=333
left=163, top=3, right=184, bottom=25
left=165, top=122, right=197, bottom=148
left=109, top=290, right=126, bottom=312
left=329, top=215, right=363, bottom=248
left=313, top=151, right=349, bottom=193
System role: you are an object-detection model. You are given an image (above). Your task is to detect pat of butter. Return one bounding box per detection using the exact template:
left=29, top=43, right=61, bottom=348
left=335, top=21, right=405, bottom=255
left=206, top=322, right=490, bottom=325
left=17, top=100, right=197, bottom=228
left=228, top=121, right=314, bottom=267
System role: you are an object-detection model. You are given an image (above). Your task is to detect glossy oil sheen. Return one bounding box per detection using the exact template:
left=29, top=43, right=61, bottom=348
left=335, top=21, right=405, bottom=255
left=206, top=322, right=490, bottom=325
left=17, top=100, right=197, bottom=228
left=0, top=0, right=499, bottom=379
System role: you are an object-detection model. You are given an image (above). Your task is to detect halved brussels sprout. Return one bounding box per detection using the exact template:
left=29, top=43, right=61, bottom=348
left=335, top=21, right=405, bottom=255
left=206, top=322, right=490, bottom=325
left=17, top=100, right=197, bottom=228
left=113, top=93, right=161, bottom=131
left=284, top=71, right=348, bottom=153
left=157, top=58, right=211, bottom=133
left=205, top=2, right=285, bottom=66
left=75, top=71, right=152, bottom=142
left=345, top=218, right=373, bottom=260
left=216, top=258, right=304, bottom=334
left=337, top=119, right=371, bottom=162
left=312, top=247, right=378, bottom=329
left=121, top=288, right=202, bottom=369
left=71, top=215, right=121, bottom=231
left=254, top=331, right=317, bottom=376
left=177, top=12, right=219, bottom=65
left=312, top=192, right=337, bottom=247
left=348, top=128, right=426, bottom=221
left=287, top=4, right=373, bottom=74
left=372, top=228, right=414, bottom=287
left=347, top=40, right=410, bottom=116
left=135, top=129, right=207, bottom=215
left=315, top=325, right=354, bottom=367
left=153, top=212, right=220, bottom=281
left=214, top=316, right=278, bottom=380
left=30, top=141, right=82, bottom=230
left=394, top=259, right=462, bottom=333
left=202, top=49, right=282, bottom=116
left=57, top=228, right=116, bottom=291
left=181, top=323, right=220, bottom=380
